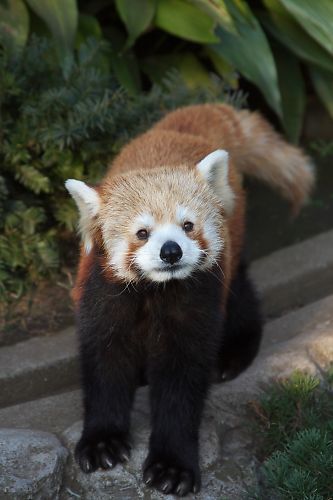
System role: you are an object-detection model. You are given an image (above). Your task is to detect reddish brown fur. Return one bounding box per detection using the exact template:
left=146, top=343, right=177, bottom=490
left=72, top=249, right=95, bottom=304
left=73, top=104, right=314, bottom=306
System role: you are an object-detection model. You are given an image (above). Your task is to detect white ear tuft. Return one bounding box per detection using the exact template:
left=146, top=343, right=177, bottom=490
left=197, top=149, right=235, bottom=215
left=65, top=179, right=100, bottom=253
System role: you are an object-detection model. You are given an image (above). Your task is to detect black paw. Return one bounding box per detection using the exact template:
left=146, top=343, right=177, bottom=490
left=75, top=433, right=130, bottom=473
left=143, top=458, right=200, bottom=496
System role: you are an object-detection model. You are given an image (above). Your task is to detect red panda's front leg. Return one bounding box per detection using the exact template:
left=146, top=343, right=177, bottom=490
left=74, top=263, right=141, bottom=473
left=143, top=279, right=223, bottom=496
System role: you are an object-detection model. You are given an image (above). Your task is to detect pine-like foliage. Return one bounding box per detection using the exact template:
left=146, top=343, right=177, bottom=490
left=0, top=36, right=237, bottom=303
left=249, top=370, right=333, bottom=499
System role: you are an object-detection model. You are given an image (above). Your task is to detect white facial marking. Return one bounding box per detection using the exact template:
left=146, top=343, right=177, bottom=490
left=176, top=205, right=196, bottom=225
left=135, top=223, right=201, bottom=282
left=65, top=179, right=100, bottom=253
left=132, top=212, right=155, bottom=231
left=203, top=219, right=224, bottom=265
left=107, top=238, right=137, bottom=281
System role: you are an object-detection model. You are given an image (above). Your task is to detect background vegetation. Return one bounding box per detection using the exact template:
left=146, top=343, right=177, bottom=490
left=0, top=0, right=332, bottom=305
left=2, top=0, right=333, bottom=142
left=249, top=370, right=333, bottom=499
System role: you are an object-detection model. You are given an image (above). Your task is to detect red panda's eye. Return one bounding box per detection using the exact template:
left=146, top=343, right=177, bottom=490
left=183, top=221, right=194, bottom=232
left=136, top=229, right=149, bottom=240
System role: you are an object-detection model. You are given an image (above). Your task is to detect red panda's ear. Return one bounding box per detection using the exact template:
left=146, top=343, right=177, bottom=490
left=196, top=149, right=235, bottom=215
left=65, top=179, right=100, bottom=253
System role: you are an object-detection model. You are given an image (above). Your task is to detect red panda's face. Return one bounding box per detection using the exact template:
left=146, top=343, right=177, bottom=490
left=65, top=149, right=233, bottom=284
left=99, top=168, right=225, bottom=283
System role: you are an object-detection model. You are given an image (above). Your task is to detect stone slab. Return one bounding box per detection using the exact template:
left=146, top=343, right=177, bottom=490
left=0, top=390, right=82, bottom=437
left=250, top=229, right=333, bottom=318
left=1, top=293, right=333, bottom=434
left=0, top=327, right=79, bottom=409
left=0, top=428, right=68, bottom=500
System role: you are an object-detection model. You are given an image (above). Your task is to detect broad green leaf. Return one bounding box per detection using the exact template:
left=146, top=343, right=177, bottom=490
left=309, top=66, right=333, bottom=120
left=115, top=0, right=156, bottom=48
left=190, top=0, right=236, bottom=34
left=280, top=0, right=333, bottom=56
left=0, top=0, right=29, bottom=48
left=155, top=0, right=219, bottom=44
left=261, top=3, right=333, bottom=73
left=76, top=14, right=102, bottom=46
left=204, top=47, right=238, bottom=88
left=142, top=52, right=211, bottom=88
left=211, top=0, right=282, bottom=116
left=274, top=45, right=305, bottom=143
left=106, top=26, right=141, bottom=94
left=26, top=0, right=78, bottom=57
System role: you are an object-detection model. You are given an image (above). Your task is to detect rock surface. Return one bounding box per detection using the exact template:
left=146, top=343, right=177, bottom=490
left=61, top=389, right=255, bottom=500
left=0, top=429, right=68, bottom=500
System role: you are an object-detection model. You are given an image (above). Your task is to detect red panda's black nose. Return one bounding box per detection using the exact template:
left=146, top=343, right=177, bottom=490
left=160, top=241, right=183, bottom=265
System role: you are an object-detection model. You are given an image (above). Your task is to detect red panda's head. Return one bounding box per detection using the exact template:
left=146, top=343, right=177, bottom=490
left=66, top=150, right=234, bottom=283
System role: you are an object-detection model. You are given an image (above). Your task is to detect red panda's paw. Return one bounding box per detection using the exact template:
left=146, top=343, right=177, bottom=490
left=143, top=457, right=201, bottom=497
left=75, top=433, right=131, bottom=473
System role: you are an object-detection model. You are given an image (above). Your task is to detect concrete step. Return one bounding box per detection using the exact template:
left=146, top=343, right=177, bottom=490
left=0, top=327, right=79, bottom=408
left=1, top=229, right=333, bottom=409
left=250, top=229, right=333, bottom=318
left=1, top=292, right=332, bottom=435
left=1, top=291, right=332, bottom=499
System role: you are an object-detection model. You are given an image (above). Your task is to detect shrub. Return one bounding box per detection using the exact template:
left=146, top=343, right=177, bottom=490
left=249, top=370, right=333, bottom=499
left=1, top=0, right=333, bottom=143
left=0, top=36, right=236, bottom=303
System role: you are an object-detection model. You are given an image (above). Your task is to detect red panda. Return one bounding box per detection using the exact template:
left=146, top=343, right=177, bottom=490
left=65, top=103, right=314, bottom=497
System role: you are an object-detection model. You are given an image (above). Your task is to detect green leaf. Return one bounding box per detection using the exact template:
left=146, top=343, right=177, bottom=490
left=26, top=0, right=78, bottom=57
left=204, top=47, right=238, bottom=88
left=309, top=66, right=333, bottom=120
left=115, top=0, right=156, bottom=48
left=0, top=0, right=29, bottom=48
left=106, top=26, right=141, bottom=94
left=155, top=0, right=219, bottom=44
left=14, top=165, right=51, bottom=194
left=211, top=0, right=282, bottom=116
left=76, top=14, right=102, bottom=47
left=53, top=199, right=77, bottom=231
left=190, top=0, right=236, bottom=34
left=279, top=0, right=333, bottom=56
left=274, top=45, right=305, bottom=143
left=142, top=52, right=211, bottom=88
left=261, top=1, right=333, bottom=73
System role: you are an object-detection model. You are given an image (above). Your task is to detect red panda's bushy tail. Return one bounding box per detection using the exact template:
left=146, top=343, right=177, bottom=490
left=229, top=108, right=315, bottom=214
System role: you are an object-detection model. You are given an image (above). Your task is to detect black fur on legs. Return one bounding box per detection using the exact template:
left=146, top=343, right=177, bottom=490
left=219, top=260, right=263, bottom=381
left=74, top=256, right=142, bottom=473
left=74, top=256, right=225, bottom=496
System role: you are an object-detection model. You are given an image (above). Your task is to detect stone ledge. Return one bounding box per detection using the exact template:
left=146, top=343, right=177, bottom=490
left=0, top=327, right=79, bottom=408
left=250, top=229, right=333, bottom=318
left=2, top=293, right=332, bottom=434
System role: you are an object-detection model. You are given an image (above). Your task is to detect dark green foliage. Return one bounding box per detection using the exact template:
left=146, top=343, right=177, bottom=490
left=249, top=370, right=333, bottom=499
left=0, top=36, right=235, bottom=303
left=310, top=140, right=333, bottom=158
left=2, top=0, right=333, bottom=143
